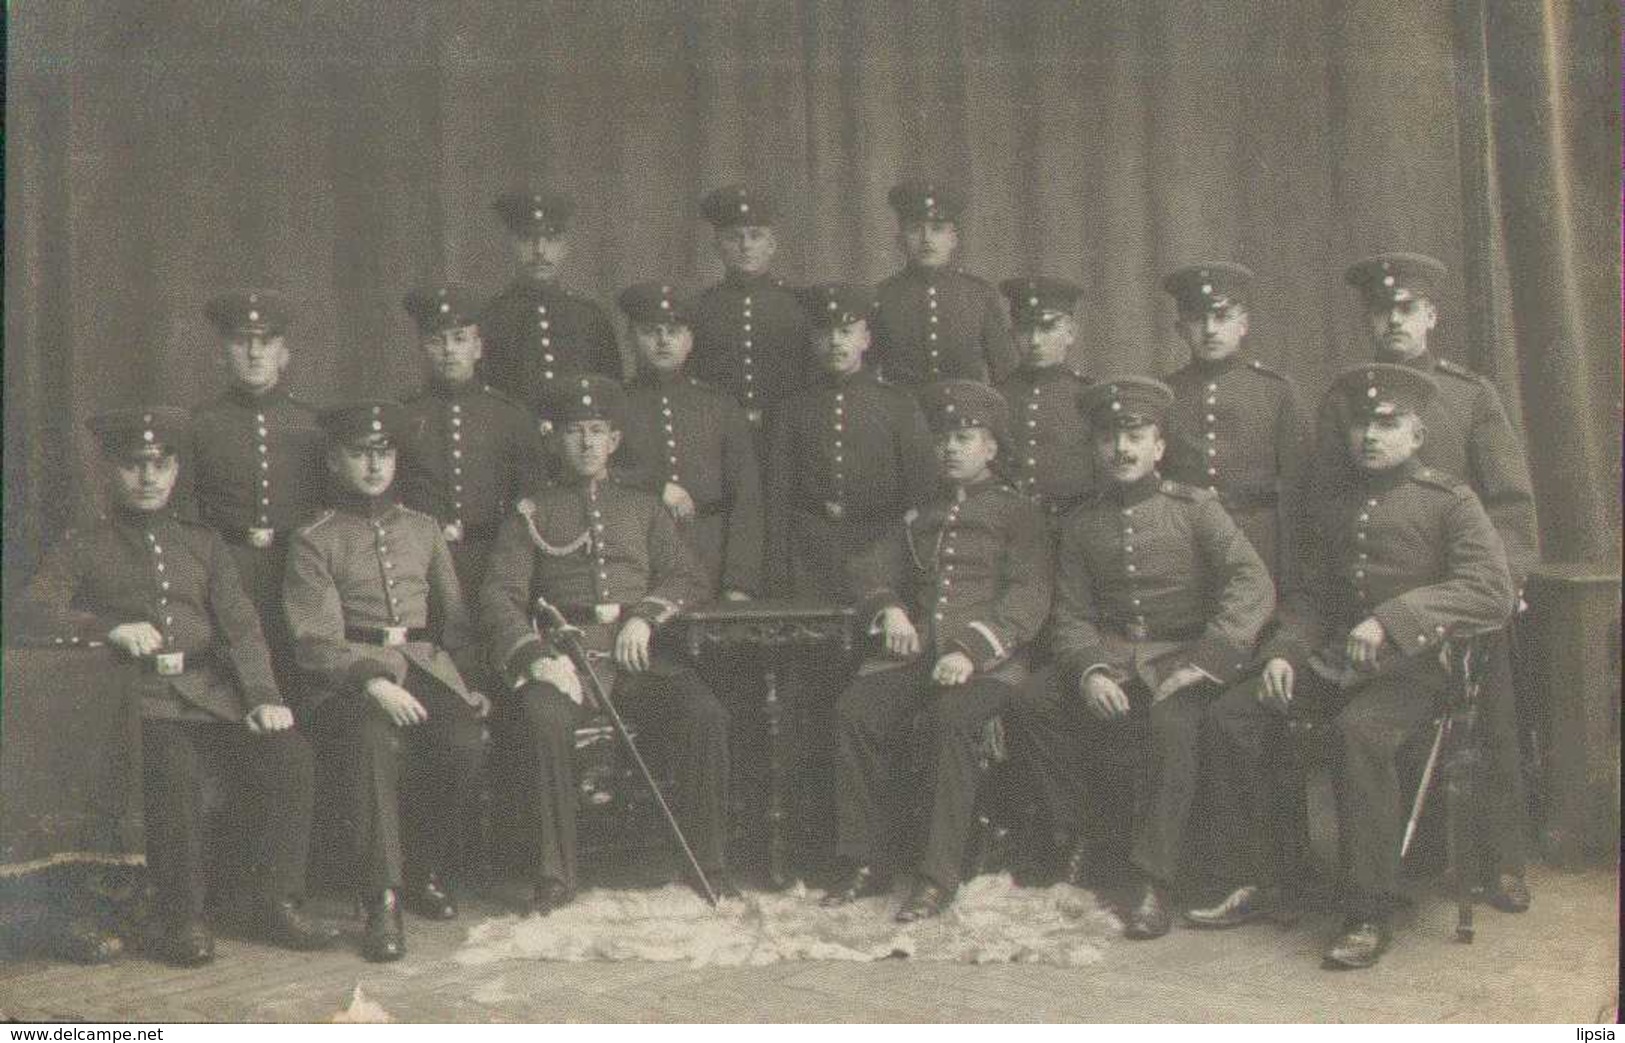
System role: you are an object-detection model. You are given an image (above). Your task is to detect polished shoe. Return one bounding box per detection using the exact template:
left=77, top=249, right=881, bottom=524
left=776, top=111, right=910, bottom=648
left=51, top=918, right=122, bottom=965
left=1123, top=881, right=1171, bottom=940
left=1486, top=872, right=1531, bottom=914
left=360, top=890, right=405, bottom=963
left=1322, top=919, right=1390, bottom=970
left=1183, top=885, right=1276, bottom=929
left=402, top=873, right=457, bottom=920
left=894, top=879, right=953, bottom=923
left=263, top=896, right=341, bottom=951
left=820, top=864, right=885, bottom=908
left=157, top=919, right=215, bottom=967
left=529, top=878, right=575, bottom=916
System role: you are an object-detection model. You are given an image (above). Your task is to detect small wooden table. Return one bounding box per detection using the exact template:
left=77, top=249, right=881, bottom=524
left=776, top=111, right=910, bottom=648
left=677, top=600, right=853, bottom=887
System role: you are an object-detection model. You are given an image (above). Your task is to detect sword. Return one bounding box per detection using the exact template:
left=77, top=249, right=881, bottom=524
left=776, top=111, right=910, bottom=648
left=534, top=597, right=720, bottom=908
left=1401, top=714, right=1449, bottom=861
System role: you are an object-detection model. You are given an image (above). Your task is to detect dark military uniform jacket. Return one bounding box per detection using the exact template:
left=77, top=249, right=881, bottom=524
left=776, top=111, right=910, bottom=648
left=186, top=386, right=325, bottom=543
left=1052, top=476, right=1275, bottom=692
left=995, top=364, right=1095, bottom=516
left=22, top=508, right=280, bottom=722
left=871, top=264, right=1018, bottom=387
left=850, top=477, right=1052, bottom=685
left=396, top=380, right=548, bottom=545
left=477, top=475, right=703, bottom=688
left=765, top=369, right=938, bottom=600
left=690, top=271, right=810, bottom=423
left=477, top=278, right=622, bottom=413
left=1265, top=459, right=1514, bottom=683
left=1313, top=350, right=1538, bottom=591
left=284, top=497, right=480, bottom=712
left=1163, top=356, right=1307, bottom=582
left=620, top=372, right=763, bottom=598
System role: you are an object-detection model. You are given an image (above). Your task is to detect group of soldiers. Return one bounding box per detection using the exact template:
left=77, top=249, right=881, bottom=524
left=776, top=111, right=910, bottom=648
left=21, top=179, right=1539, bottom=975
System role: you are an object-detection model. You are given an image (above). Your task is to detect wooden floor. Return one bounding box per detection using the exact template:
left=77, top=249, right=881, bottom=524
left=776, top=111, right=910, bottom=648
left=0, top=864, right=1616, bottom=1023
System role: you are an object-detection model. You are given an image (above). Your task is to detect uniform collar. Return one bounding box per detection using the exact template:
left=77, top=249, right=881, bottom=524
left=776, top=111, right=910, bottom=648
left=633, top=369, right=689, bottom=389
left=947, top=474, right=999, bottom=500
left=226, top=384, right=290, bottom=409
left=1103, top=472, right=1163, bottom=507
left=111, top=505, right=175, bottom=530
left=1014, top=362, right=1072, bottom=383
left=426, top=377, right=480, bottom=400
left=819, top=367, right=873, bottom=389
left=332, top=491, right=398, bottom=519
left=1375, top=346, right=1436, bottom=372
left=1355, top=456, right=1423, bottom=495
left=722, top=269, right=776, bottom=289
left=1186, top=354, right=1244, bottom=379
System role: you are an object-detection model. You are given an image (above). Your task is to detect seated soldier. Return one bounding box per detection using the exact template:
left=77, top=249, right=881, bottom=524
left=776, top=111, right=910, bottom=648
left=822, top=380, right=1051, bottom=922
left=1006, top=377, right=1274, bottom=939
left=1208, top=363, right=1514, bottom=969
left=284, top=401, right=490, bottom=962
left=22, top=408, right=337, bottom=966
left=477, top=376, right=734, bottom=914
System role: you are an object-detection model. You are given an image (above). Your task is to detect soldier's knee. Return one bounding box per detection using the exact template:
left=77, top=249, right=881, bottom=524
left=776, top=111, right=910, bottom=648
left=515, top=684, right=578, bottom=740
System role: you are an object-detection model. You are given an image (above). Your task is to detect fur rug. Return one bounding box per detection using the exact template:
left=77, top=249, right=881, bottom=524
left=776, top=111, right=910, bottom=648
left=455, top=874, right=1121, bottom=967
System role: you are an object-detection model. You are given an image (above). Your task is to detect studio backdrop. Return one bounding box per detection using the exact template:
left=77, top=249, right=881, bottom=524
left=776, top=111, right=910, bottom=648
left=5, top=0, right=1619, bottom=596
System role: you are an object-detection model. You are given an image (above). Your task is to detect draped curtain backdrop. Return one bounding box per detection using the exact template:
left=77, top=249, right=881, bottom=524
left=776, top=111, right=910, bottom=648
left=6, top=0, right=1619, bottom=598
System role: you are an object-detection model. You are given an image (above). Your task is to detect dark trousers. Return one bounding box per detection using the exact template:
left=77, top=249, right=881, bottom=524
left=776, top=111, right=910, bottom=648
left=833, top=659, right=1012, bottom=890
left=1006, top=671, right=1258, bottom=887
left=226, top=541, right=294, bottom=681
left=1475, top=633, right=1528, bottom=876
left=139, top=719, right=315, bottom=922
left=494, top=667, right=731, bottom=890
left=306, top=669, right=484, bottom=891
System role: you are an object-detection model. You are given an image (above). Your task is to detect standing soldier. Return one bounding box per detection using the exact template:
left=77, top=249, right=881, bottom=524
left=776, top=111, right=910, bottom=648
left=23, top=408, right=337, bottom=965
left=478, top=188, right=622, bottom=416
left=1218, top=364, right=1514, bottom=968
left=285, top=401, right=489, bottom=962
left=189, top=290, right=324, bottom=674
left=1320, top=253, right=1537, bottom=913
left=870, top=181, right=1017, bottom=388
left=478, top=376, right=734, bottom=913
left=397, top=283, right=548, bottom=602
left=766, top=284, right=936, bottom=604
left=616, top=281, right=762, bottom=602
left=821, top=381, right=1051, bottom=921
left=995, top=276, right=1095, bottom=527
left=691, top=185, right=810, bottom=442
left=1006, top=378, right=1274, bottom=939
left=1160, top=263, right=1307, bottom=582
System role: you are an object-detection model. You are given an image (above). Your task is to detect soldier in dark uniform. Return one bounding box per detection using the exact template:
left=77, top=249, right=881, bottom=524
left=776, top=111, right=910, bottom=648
left=616, top=281, right=763, bottom=602
left=765, top=284, right=937, bottom=603
left=23, top=408, right=337, bottom=965
left=870, top=181, right=1018, bottom=388
left=477, top=376, right=734, bottom=913
left=994, top=276, right=1095, bottom=528
left=188, top=290, right=324, bottom=676
left=821, top=381, right=1051, bottom=922
left=1217, top=364, right=1514, bottom=968
left=1006, top=377, right=1275, bottom=939
left=1316, top=253, right=1536, bottom=913
left=397, top=282, right=548, bottom=601
left=478, top=189, right=622, bottom=416
left=284, top=401, right=489, bottom=962
left=1160, top=263, right=1307, bottom=582
left=691, top=185, right=811, bottom=440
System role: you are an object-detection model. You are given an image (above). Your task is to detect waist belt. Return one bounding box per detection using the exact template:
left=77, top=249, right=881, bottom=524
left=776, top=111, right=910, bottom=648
left=345, top=625, right=431, bottom=647
left=553, top=603, right=625, bottom=626
left=220, top=526, right=280, bottom=549
left=1108, top=621, right=1204, bottom=643
left=441, top=520, right=502, bottom=544
left=795, top=494, right=894, bottom=524
left=140, top=648, right=214, bottom=676
left=1036, top=493, right=1088, bottom=517
left=1218, top=485, right=1279, bottom=510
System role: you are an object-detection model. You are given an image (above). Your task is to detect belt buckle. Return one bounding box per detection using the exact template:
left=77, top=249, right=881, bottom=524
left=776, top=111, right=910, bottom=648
left=247, top=527, right=275, bottom=549
left=154, top=651, right=185, bottom=676
left=593, top=603, right=622, bottom=625
left=745, top=408, right=763, bottom=426
left=824, top=501, right=845, bottom=521
left=382, top=626, right=409, bottom=646
left=443, top=521, right=464, bottom=543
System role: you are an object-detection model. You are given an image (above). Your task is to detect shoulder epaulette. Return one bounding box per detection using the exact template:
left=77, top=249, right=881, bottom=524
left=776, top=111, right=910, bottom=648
left=1159, top=479, right=1214, bottom=501
left=1435, top=358, right=1481, bottom=382
left=1246, top=358, right=1287, bottom=381
left=297, top=509, right=337, bottom=535
left=1412, top=466, right=1467, bottom=492
left=480, top=384, right=527, bottom=411
left=396, top=504, right=438, bottom=524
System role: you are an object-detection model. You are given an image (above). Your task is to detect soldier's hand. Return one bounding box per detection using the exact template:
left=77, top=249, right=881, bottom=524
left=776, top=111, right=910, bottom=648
left=616, top=617, right=653, bottom=673
left=469, top=690, right=492, bottom=719
left=932, top=651, right=975, bottom=686
left=1346, top=617, right=1389, bottom=671
left=245, top=704, right=295, bottom=733
left=722, top=589, right=752, bottom=602
left=366, top=677, right=429, bottom=726
left=880, top=607, right=920, bottom=658
left=1154, top=665, right=1207, bottom=702
left=1081, top=672, right=1130, bottom=720
left=1258, top=657, right=1295, bottom=713
left=107, top=622, right=164, bottom=658
left=662, top=483, right=697, bottom=521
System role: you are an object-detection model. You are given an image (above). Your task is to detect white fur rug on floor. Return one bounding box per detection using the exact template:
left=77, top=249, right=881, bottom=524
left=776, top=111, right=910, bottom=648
left=455, top=873, right=1121, bottom=967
